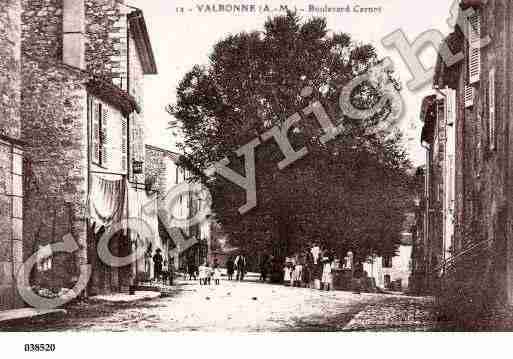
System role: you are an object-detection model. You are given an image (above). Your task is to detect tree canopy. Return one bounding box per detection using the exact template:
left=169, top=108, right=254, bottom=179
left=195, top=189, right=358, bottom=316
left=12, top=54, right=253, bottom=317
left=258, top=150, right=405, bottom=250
left=169, top=12, right=414, bottom=265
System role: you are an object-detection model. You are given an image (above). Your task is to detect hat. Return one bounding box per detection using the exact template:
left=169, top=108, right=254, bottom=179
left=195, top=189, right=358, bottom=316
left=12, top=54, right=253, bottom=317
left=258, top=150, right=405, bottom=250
left=156, top=248, right=161, bottom=252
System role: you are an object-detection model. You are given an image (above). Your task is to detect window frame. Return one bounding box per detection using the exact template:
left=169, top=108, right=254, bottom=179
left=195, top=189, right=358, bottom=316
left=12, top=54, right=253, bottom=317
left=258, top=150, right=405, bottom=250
left=90, top=98, right=109, bottom=168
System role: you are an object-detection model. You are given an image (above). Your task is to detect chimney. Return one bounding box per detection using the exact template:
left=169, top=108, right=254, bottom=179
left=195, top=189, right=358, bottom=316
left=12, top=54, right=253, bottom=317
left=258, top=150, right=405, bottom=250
left=63, top=0, right=86, bottom=69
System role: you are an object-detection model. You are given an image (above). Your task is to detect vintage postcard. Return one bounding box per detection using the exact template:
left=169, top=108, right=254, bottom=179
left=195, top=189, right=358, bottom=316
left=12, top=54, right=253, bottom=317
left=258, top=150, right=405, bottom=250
left=0, top=0, right=510, bottom=355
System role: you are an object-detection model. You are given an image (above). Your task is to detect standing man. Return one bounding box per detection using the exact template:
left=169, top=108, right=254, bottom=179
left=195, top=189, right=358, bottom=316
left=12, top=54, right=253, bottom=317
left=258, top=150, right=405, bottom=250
left=310, top=243, right=320, bottom=265
left=169, top=258, right=175, bottom=286
left=226, top=256, right=235, bottom=280
left=260, top=254, right=269, bottom=282
left=153, top=248, right=163, bottom=283
left=235, top=253, right=246, bottom=281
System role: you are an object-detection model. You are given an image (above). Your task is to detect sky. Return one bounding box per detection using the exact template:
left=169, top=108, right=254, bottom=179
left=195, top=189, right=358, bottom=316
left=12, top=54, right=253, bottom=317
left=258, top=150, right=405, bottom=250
left=129, top=0, right=456, bottom=166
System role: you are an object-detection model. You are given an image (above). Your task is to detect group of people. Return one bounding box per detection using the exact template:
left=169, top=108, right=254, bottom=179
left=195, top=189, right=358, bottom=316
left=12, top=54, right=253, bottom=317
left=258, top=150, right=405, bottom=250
left=151, top=244, right=336, bottom=290
left=281, top=244, right=335, bottom=291
left=152, top=248, right=175, bottom=285
left=253, top=244, right=335, bottom=290
left=225, top=254, right=247, bottom=281
left=184, top=253, right=248, bottom=285
left=198, top=261, right=222, bottom=285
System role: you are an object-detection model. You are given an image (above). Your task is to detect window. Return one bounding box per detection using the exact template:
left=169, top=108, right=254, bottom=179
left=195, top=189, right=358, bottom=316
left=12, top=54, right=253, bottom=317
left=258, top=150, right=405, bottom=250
left=37, top=245, right=52, bottom=272
left=121, top=117, right=128, bottom=172
left=91, top=99, right=109, bottom=167
left=489, top=68, right=496, bottom=150
left=468, top=10, right=481, bottom=84
left=384, top=274, right=391, bottom=288
left=464, top=85, right=475, bottom=108
left=383, top=256, right=393, bottom=268
left=0, top=143, right=23, bottom=249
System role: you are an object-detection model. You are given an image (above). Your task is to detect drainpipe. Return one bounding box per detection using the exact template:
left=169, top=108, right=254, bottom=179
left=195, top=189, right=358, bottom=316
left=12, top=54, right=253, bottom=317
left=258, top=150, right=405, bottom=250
left=421, top=130, right=431, bottom=293
left=435, top=87, right=448, bottom=273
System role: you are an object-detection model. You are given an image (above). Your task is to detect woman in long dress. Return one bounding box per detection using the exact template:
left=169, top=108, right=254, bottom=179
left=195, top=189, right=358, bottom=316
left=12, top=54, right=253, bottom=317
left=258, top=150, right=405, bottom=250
left=321, top=257, right=333, bottom=291
left=213, top=264, right=222, bottom=285
left=292, top=262, right=303, bottom=287
left=283, top=263, right=292, bottom=285
left=198, top=262, right=208, bottom=285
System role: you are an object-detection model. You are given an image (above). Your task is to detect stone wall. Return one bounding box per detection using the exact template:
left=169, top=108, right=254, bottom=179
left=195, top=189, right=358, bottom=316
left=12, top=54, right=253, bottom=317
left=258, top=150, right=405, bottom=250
left=128, top=34, right=146, bottom=184
left=21, top=0, right=63, bottom=62
left=21, top=58, right=89, bottom=290
left=85, top=0, right=129, bottom=81
left=0, top=0, right=21, bottom=140
left=145, top=146, right=170, bottom=197
left=129, top=34, right=143, bottom=107
left=21, top=0, right=129, bottom=80
left=0, top=0, right=23, bottom=310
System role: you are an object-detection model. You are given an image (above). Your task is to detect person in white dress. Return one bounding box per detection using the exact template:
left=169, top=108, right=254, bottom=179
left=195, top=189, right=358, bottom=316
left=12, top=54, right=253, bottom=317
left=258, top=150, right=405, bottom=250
left=213, top=264, right=222, bottom=285
left=283, top=263, right=292, bottom=285
left=198, top=262, right=209, bottom=285
left=311, top=244, right=320, bottom=265
left=292, top=262, right=303, bottom=287
left=321, top=257, right=333, bottom=291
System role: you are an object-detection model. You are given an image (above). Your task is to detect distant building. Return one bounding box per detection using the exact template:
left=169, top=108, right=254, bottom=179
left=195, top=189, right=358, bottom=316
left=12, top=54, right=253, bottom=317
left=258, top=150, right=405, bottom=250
left=145, top=145, right=211, bottom=273
left=364, top=233, right=413, bottom=292
left=409, top=166, right=429, bottom=294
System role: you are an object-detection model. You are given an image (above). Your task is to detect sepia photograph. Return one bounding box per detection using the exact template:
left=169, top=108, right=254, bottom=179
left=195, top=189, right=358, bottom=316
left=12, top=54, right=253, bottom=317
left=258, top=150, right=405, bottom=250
left=0, top=0, right=511, bottom=355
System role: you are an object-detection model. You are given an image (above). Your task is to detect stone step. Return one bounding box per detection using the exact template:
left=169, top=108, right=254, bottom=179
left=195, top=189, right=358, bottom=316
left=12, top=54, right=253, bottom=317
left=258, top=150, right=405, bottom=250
left=0, top=308, right=66, bottom=326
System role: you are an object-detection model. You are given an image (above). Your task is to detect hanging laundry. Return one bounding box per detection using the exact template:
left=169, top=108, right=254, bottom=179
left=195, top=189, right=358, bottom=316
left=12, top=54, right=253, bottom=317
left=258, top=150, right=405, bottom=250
left=88, top=175, right=127, bottom=234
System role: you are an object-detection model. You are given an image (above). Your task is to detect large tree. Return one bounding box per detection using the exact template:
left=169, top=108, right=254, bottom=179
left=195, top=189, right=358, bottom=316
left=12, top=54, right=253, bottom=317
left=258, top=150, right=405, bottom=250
left=169, top=12, right=413, bottom=265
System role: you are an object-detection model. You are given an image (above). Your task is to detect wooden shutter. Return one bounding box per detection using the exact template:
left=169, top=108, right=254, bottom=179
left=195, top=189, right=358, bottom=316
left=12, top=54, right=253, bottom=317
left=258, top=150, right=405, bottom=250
left=468, top=11, right=481, bottom=84
left=464, top=86, right=475, bottom=108
left=92, top=100, right=101, bottom=164
left=101, top=105, right=109, bottom=166
left=489, top=68, right=496, bottom=150
left=445, top=89, right=456, bottom=126
left=121, top=116, right=128, bottom=172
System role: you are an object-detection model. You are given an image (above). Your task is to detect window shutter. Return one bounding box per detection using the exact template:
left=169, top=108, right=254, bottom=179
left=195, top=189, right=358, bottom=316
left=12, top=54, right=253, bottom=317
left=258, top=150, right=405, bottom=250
left=468, top=11, right=481, bottom=84
left=121, top=117, right=128, bottom=172
left=101, top=105, right=109, bottom=166
left=445, top=89, right=456, bottom=125
left=464, top=85, right=475, bottom=108
left=92, top=100, right=101, bottom=164
left=489, top=68, right=496, bottom=150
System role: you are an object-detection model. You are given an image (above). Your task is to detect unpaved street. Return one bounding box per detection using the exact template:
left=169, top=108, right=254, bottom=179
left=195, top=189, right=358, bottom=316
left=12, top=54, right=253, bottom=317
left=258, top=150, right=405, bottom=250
left=1, top=280, right=436, bottom=332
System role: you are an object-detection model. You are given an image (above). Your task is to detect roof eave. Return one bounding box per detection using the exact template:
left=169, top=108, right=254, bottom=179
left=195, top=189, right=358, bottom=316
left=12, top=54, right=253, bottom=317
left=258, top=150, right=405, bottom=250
left=86, top=77, right=141, bottom=117
left=128, top=10, right=158, bottom=75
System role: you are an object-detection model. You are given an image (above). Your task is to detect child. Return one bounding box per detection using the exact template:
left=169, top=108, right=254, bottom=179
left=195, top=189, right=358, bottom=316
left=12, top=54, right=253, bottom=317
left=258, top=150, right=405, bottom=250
left=213, top=264, right=222, bottom=285
left=321, top=257, right=333, bottom=291
left=198, top=262, right=208, bottom=285
left=205, top=262, right=212, bottom=285
left=292, top=262, right=303, bottom=287
left=283, top=263, right=291, bottom=285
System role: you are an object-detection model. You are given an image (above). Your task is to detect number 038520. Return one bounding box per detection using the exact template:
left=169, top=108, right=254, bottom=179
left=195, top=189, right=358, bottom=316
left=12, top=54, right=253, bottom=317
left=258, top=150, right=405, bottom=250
left=24, top=344, right=56, bottom=352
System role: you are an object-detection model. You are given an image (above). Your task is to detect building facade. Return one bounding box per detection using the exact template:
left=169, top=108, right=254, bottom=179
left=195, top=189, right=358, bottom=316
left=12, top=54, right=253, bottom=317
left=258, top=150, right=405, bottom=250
left=420, top=0, right=513, bottom=326
left=145, top=145, right=211, bottom=273
left=364, top=223, right=414, bottom=292
left=0, top=0, right=25, bottom=310
left=19, top=0, right=157, bottom=299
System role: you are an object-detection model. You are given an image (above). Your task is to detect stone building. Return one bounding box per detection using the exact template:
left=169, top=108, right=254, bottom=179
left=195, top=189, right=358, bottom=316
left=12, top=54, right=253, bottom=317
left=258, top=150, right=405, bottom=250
left=420, top=0, right=513, bottom=327
left=363, top=216, right=414, bottom=292
left=0, top=0, right=24, bottom=310
left=145, top=145, right=211, bottom=272
left=20, top=0, right=157, bottom=298
left=419, top=94, right=447, bottom=295
left=408, top=166, right=429, bottom=294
